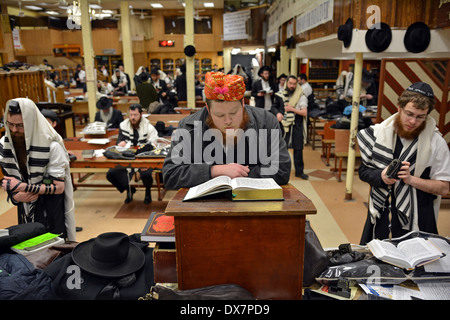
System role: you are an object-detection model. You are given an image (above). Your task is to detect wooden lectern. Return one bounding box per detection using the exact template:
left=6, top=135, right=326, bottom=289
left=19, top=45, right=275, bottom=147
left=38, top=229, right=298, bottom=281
left=164, top=184, right=317, bottom=300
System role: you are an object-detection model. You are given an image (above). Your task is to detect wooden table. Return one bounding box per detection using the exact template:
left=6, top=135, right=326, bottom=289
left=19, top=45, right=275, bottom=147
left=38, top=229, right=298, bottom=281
left=67, top=146, right=166, bottom=200
left=147, top=113, right=187, bottom=127
left=164, top=184, right=317, bottom=300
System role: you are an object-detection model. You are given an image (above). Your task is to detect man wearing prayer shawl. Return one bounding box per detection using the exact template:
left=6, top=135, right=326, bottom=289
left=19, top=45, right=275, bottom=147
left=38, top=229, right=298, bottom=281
left=0, top=98, right=76, bottom=241
left=357, top=82, right=450, bottom=244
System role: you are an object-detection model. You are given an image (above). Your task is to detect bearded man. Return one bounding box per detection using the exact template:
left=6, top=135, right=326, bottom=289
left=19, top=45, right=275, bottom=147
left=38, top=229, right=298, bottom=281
left=357, top=82, right=450, bottom=244
left=272, top=75, right=309, bottom=180
left=162, top=72, right=291, bottom=189
left=106, top=104, right=158, bottom=204
left=94, top=97, right=124, bottom=129
left=0, top=99, right=76, bottom=241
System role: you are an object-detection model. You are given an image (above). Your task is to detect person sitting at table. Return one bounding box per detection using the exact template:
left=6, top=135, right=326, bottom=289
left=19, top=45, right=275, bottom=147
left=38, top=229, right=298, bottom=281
left=111, top=69, right=128, bottom=95
left=94, top=96, right=123, bottom=129
left=106, top=104, right=159, bottom=204
left=162, top=72, right=291, bottom=189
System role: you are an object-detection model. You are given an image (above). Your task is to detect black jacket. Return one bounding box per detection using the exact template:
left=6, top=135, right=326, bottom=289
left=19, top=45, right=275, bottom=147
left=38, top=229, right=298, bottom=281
left=94, top=108, right=124, bottom=129
left=251, top=79, right=278, bottom=111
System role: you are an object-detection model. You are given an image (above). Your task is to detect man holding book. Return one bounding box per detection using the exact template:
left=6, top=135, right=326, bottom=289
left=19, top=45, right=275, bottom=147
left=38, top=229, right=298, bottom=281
left=357, top=82, right=450, bottom=244
left=162, top=72, right=291, bottom=189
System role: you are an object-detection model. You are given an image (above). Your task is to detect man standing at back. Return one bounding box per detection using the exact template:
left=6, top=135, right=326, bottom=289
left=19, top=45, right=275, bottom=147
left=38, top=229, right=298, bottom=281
left=106, top=104, right=159, bottom=204
left=357, top=82, right=450, bottom=243
left=273, top=76, right=309, bottom=180
left=251, top=66, right=278, bottom=113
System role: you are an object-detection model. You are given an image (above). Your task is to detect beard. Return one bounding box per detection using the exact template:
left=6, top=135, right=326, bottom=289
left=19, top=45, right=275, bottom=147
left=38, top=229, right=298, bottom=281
left=394, top=113, right=426, bottom=140
left=206, top=109, right=250, bottom=146
left=130, top=117, right=141, bottom=129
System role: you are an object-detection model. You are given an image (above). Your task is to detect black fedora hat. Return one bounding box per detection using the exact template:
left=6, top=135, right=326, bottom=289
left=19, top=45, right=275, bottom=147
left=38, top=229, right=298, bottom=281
left=72, top=232, right=145, bottom=278
left=404, top=22, right=430, bottom=53
left=96, top=96, right=113, bottom=110
left=337, top=18, right=353, bottom=48
left=258, top=66, right=271, bottom=77
left=365, top=22, right=392, bottom=53
left=184, top=45, right=196, bottom=57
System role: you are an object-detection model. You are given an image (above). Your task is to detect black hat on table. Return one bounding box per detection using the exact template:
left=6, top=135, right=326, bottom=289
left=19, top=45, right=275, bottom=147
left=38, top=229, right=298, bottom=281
left=404, top=22, right=431, bottom=54
left=365, top=22, right=392, bottom=53
left=72, top=232, right=145, bottom=278
left=337, top=18, right=353, bottom=48
left=96, top=96, right=113, bottom=110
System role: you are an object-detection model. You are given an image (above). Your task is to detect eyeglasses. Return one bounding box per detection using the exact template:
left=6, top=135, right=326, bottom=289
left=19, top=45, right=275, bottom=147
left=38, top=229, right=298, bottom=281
left=402, top=110, right=427, bottom=122
left=6, top=121, right=24, bottom=130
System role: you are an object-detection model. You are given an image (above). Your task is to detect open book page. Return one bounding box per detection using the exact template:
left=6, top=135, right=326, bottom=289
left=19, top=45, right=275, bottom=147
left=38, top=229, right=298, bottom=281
left=184, top=176, right=232, bottom=200
left=424, top=238, right=450, bottom=273
left=371, top=240, right=410, bottom=268
left=397, top=237, right=443, bottom=267
left=231, top=177, right=281, bottom=190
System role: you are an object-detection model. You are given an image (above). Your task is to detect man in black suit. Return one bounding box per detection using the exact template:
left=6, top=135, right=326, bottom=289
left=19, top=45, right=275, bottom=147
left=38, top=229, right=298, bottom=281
left=150, top=69, right=169, bottom=104
left=94, top=97, right=124, bottom=129
left=251, top=66, right=278, bottom=115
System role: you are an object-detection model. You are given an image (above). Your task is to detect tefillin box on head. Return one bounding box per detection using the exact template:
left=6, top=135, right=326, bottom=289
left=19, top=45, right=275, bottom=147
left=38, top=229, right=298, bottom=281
left=8, top=100, right=21, bottom=114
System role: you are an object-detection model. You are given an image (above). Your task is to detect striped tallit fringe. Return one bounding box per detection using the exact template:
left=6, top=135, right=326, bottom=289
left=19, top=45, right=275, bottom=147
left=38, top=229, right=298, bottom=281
left=357, top=126, right=419, bottom=230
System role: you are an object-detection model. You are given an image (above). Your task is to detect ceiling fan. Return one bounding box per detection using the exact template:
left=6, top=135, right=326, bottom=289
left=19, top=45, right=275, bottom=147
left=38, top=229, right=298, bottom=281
left=178, top=8, right=209, bottom=21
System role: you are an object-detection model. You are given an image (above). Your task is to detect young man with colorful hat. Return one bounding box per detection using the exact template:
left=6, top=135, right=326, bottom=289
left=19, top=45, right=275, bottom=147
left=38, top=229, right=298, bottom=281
left=162, top=72, right=291, bottom=189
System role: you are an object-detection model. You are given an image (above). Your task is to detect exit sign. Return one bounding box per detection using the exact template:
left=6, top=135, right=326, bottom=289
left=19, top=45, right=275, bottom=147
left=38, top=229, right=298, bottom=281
left=159, top=40, right=175, bottom=47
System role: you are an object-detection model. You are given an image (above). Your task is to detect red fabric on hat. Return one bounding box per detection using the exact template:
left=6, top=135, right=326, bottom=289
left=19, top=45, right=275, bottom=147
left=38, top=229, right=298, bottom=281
left=204, top=72, right=246, bottom=101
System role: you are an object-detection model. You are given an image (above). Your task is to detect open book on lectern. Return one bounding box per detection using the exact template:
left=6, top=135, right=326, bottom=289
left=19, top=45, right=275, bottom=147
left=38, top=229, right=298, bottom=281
left=183, top=176, right=284, bottom=202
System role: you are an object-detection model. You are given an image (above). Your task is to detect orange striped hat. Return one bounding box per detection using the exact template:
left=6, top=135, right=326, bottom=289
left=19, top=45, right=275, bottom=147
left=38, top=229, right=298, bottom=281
left=204, top=72, right=246, bottom=101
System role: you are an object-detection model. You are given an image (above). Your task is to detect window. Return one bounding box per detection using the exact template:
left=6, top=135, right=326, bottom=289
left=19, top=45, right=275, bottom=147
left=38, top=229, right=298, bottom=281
left=164, top=16, right=212, bottom=34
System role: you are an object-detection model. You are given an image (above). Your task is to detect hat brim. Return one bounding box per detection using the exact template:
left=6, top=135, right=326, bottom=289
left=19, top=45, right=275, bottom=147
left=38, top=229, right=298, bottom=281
left=404, top=22, right=430, bottom=53
left=72, top=239, right=145, bottom=278
left=96, top=99, right=113, bottom=110
left=365, top=22, right=392, bottom=53
left=338, top=18, right=353, bottom=48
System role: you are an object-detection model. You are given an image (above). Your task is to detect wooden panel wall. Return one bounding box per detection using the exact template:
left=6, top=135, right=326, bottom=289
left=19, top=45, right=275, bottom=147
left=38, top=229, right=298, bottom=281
left=295, top=0, right=445, bottom=44
left=0, top=70, right=46, bottom=119
left=378, top=58, right=450, bottom=145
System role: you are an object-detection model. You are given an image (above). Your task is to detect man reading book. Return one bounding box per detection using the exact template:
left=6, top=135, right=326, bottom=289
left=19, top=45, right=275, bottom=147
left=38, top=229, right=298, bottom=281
left=357, top=82, right=450, bottom=244
left=162, top=72, right=291, bottom=189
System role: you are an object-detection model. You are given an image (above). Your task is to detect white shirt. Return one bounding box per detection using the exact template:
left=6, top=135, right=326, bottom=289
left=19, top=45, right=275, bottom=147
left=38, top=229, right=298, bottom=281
left=301, top=82, right=313, bottom=98
left=261, top=80, right=273, bottom=111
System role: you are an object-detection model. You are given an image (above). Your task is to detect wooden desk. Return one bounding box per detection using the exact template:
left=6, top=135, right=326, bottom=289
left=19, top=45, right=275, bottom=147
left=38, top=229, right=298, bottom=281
left=147, top=113, right=187, bottom=127
left=165, top=184, right=317, bottom=300
left=67, top=147, right=166, bottom=200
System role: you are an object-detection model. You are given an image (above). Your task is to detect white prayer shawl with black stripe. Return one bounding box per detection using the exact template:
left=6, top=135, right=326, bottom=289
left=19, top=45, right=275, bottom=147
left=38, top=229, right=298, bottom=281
left=0, top=98, right=76, bottom=241
left=275, top=84, right=307, bottom=145
left=357, top=113, right=438, bottom=232
left=119, top=117, right=158, bottom=146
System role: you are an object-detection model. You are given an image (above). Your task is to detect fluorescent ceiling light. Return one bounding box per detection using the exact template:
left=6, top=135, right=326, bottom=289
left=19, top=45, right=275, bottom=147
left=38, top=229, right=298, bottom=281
left=46, top=11, right=59, bottom=15
left=24, top=5, right=43, bottom=10
left=204, top=2, right=214, bottom=7
left=102, top=10, right=114, bottom=14
left=89, top=4, right=102, bottom=9
left=151, top=3, right=164, bottom=8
